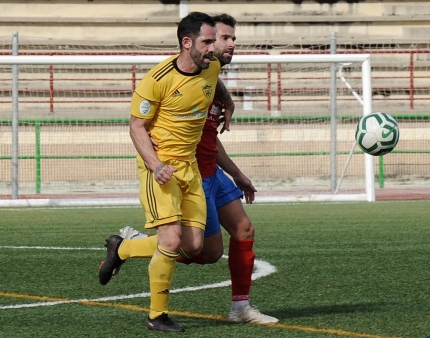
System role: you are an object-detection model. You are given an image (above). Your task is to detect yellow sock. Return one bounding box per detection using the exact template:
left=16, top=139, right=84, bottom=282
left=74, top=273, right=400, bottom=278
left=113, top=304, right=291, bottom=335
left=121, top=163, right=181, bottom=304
left=117, top=235, right=158, bottom=260
left=148, top=246, right=178, bottom=319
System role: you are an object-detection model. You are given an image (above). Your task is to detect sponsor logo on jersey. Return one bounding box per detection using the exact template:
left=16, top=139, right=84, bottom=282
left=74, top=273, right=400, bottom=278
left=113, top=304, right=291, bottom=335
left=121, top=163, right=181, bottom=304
left=173, top=111, right=206, bottom=119
left=207, top=104, right=221, bottom=124
left=173, top=106, right=206, bottom=119
left=139, top=100, right=151, bottom=115
left=171, top=89, right=182, bottom=97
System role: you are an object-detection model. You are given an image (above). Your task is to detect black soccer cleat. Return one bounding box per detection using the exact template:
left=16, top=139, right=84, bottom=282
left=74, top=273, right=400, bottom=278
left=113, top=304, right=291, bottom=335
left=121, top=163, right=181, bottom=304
left=146, top=314, right=185, bottom=332
left=98, top=235, right=124, bottom=285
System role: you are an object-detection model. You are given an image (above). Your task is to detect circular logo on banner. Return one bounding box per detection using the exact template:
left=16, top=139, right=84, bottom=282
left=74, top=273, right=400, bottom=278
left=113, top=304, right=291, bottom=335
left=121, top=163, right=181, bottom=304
left=139, top=100, right=150, bottom=116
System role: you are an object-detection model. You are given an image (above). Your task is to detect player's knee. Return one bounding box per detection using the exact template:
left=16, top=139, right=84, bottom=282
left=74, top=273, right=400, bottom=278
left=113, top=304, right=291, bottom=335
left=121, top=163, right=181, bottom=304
left=158, top=235, right=182, bottom=253
left=179, top=227, right=204, bottom=257
left=232, top=220, right=255, bottom=240
left=187, top=247, right=202, bottom=258
left=202, top=246, right=224, bottom=264
left=181, top=241, right=204, bottom=258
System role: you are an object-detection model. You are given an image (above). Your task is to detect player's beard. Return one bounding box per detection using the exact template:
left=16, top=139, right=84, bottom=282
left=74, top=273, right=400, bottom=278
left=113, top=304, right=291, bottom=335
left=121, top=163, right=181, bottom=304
left=190, top=44, right=212, bottom=70
left=214, top=45, right=234, bottom=67
left=216, top=52, right=233, bottom=67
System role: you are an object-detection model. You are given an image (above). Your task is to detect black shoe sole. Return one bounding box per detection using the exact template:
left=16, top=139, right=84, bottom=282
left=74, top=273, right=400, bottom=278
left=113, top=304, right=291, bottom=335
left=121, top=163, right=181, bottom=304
left=98, top=235, right=124, bottom=285
left=146, top=315, right=185, bottom=332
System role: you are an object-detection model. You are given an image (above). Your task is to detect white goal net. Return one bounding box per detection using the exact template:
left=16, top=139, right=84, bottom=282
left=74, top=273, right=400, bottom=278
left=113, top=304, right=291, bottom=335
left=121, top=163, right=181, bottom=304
left=0, top=52, right=375, bottom=206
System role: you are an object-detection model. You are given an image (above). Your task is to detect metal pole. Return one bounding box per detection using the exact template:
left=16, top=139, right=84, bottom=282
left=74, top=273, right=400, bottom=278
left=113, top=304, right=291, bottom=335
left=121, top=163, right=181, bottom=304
left=11, top=32, right=19, bottom=199
left=179, top=0, right=189, bottom=18
left=330, top=32, right=337, bottom=194
left=362, top=58, right=375, bottom=202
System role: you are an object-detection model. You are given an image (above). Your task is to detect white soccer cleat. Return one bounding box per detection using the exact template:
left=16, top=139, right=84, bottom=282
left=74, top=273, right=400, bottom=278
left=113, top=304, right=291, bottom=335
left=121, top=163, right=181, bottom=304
left=119, top=225, right=145, bottom=240
left=112, top=226, right=147, bottom=276
left=228, top=304, right=279, bottom=324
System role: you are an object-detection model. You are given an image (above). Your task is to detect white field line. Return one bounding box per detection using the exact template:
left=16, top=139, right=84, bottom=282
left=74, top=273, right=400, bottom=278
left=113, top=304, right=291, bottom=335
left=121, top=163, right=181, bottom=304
left=1, top=245, right=105, bottom=250
left=0, top=198, right=141, bottom=208
left=0, top=248, right=276, bottom=310
left=0, top=194, right=369, bottom=208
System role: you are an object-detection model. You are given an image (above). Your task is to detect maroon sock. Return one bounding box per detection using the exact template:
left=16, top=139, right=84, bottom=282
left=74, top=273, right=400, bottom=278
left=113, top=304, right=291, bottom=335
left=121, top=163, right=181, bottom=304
left=228, top=238, right=255, bottom=301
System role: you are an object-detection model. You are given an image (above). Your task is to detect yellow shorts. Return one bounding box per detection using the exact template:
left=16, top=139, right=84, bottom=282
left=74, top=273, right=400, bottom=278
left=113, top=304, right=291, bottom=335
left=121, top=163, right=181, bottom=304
left=137, top=155, right=206, bottom=230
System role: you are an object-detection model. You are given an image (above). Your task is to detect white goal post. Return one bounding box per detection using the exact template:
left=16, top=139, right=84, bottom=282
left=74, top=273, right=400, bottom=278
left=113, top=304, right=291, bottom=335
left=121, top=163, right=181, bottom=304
left=0, top=53, right=374, bottom=207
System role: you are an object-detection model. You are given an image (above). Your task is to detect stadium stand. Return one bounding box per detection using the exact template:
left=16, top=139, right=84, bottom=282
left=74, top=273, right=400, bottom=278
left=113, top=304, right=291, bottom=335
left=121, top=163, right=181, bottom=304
left=1, top=0, right=430, bottom=46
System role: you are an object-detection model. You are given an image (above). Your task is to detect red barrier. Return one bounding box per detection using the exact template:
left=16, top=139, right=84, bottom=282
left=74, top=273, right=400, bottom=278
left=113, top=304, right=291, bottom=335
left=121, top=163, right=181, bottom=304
left=2, top=50, right=429, bottom=113
left=278, top=49, right=430, bottom=111
left=0, top=50, right=272, bottom=113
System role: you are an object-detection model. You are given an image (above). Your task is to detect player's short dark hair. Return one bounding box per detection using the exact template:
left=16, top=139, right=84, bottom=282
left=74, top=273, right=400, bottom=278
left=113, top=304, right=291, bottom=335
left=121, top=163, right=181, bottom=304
left=177, top=11, right=215, bottom=47
left=212, top=13, right=236, bottom=28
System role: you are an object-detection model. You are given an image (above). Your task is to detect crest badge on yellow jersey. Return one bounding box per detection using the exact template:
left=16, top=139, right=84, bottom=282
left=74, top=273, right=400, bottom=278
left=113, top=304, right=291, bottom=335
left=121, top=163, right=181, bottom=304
left=201, top=83, right=212, bottom=99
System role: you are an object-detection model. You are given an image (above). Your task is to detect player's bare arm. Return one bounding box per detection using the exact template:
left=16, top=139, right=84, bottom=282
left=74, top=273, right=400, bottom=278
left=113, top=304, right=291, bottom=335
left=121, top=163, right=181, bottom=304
left=215, top=78, right=234, bottom=134
left=215, top=137, right=256, bottom=204
left=129, top=115, right=177, bottom=184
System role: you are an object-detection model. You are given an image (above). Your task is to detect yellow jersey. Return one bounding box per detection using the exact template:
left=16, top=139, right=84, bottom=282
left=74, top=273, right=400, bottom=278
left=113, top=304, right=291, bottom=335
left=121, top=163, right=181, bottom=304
left=131, top=54, right=221, bottom=160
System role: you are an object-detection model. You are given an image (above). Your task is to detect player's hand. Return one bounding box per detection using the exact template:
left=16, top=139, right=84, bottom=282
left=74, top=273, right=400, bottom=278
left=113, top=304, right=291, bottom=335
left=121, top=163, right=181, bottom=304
left=219, top=106, right=233, bottom=134
left=233, top=173, right=257, bottom=204
left=154, top=163, right=177, bottom=185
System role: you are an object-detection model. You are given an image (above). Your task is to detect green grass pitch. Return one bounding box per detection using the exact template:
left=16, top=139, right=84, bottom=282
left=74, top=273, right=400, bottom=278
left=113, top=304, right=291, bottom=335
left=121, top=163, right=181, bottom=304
left=0, top=201, right=429, bottom=338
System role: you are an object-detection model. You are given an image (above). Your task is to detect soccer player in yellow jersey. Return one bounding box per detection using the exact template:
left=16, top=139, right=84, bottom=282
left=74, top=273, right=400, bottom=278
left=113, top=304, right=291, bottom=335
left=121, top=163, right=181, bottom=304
left=113, top=14, right=277, bottom=325
left=98, top=12, right=233, bottom=332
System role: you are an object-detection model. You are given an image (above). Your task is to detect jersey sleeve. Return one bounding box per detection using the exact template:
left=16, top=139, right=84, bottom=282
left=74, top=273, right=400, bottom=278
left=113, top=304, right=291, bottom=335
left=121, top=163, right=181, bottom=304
left=130, top=77, right=161, bottom=119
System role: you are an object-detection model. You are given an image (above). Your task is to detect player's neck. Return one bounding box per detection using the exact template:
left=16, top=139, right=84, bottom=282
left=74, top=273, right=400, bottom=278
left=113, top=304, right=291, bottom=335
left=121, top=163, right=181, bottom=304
left=176, top=54, right=201, bottom=74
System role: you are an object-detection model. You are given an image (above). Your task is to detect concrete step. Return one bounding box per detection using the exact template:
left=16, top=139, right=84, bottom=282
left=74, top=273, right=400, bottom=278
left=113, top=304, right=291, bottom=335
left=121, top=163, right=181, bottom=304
left=1, top=1, right=430, bottom=45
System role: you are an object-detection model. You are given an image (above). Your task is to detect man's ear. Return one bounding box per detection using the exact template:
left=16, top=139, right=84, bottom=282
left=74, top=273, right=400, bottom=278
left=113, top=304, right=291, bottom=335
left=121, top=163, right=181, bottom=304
left=182, top=37, right=192, bottom=50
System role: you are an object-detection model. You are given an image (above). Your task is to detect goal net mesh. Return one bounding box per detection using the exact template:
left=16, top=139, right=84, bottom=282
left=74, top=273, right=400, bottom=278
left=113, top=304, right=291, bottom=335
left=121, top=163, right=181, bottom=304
left=0, top=38, right=429, bottom=203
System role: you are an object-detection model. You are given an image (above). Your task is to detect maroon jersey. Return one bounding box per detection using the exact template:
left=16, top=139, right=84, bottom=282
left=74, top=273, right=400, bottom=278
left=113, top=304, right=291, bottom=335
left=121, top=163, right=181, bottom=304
left=196, top=97, right=223, bottom=178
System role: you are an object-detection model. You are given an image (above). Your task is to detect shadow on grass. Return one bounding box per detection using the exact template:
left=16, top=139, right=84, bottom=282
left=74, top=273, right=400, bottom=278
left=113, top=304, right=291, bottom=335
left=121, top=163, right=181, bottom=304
left=272, top=301, right=391, bottom=320
left=167, top=302, right=393, bottom=330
